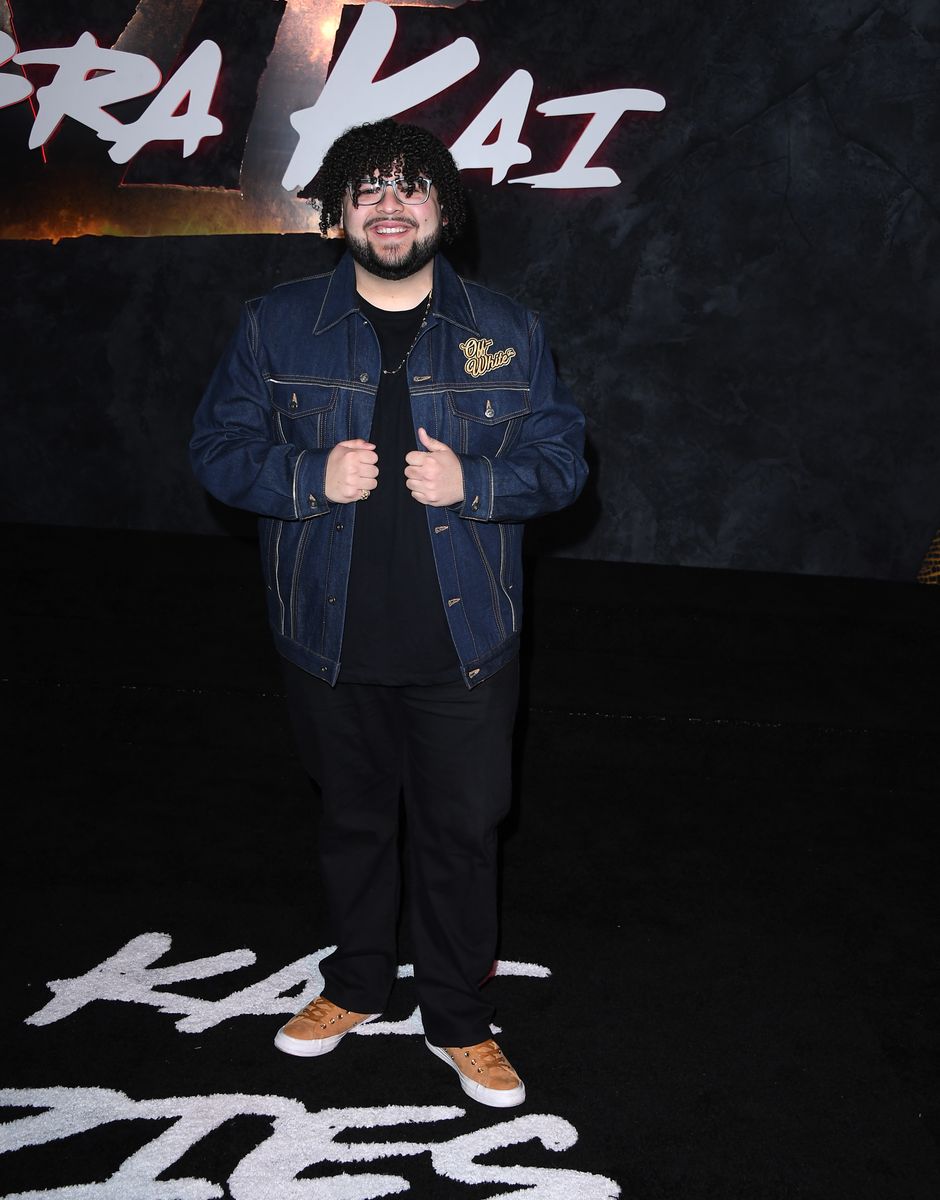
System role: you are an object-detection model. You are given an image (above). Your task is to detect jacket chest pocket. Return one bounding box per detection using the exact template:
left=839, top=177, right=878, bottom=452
left=446, top=388, right=530, bottom=456
left=270, top=381, right=337, bottom=448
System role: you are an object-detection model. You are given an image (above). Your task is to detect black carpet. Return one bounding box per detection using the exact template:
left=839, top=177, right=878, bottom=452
left=2, top=523, right=938, bottom=1199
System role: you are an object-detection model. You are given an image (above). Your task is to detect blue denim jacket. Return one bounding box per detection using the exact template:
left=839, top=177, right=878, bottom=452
left=190, top=253, right=587, bottom=686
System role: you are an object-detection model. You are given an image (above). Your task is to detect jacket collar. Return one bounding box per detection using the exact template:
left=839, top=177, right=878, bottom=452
left=313, top=252, right=481, bottom=337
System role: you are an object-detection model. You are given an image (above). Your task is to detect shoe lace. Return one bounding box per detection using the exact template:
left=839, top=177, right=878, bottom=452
left=462, top=1039, right=511, bottom=1073
left=298, top=996, right=346, bottom=1027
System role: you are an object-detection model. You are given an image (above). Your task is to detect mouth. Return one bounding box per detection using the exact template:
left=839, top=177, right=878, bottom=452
left=365, top=219, right=415, bottom=238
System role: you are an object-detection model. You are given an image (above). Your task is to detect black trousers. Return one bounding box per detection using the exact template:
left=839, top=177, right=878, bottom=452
left=281, top=657, right=519, bottom=1047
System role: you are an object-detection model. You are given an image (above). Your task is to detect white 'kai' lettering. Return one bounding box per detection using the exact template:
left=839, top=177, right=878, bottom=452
left=24, top=931, right=551, bottom=1034
left=283, top=2, right=479, bottom=191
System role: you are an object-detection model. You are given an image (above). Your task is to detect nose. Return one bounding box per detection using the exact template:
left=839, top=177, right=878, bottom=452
left=375, top=183, right=404, bottom=212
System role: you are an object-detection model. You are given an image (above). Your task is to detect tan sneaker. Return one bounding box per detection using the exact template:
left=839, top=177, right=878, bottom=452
left=274, top=995, right=380, bottom=1057
left=426, top=1037, right=526, bottom=1107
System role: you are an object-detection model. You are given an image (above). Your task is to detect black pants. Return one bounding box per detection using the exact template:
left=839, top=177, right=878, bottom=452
left=281, top=657, right=519, bottom=1047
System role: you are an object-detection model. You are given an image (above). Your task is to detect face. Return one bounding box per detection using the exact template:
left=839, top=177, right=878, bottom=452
left=342, top=173, right=444, bottom=282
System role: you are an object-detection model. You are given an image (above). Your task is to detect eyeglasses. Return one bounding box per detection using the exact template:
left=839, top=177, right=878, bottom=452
left=348, top=176, right=432, bottom=206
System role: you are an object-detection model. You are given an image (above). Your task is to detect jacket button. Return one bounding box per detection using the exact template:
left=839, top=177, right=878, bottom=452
left=320, top=666, right=328, bottom=673
left=328, top=596, right=336, bottom=604
left=308, top=494, right=317, bottom=508
left=335, top=523, right=344, bottom=531
left=468, top=668, right=480, bottom=679
left=359, top=372, right=369, bottom=383
left=471, top=495, right=480, bottom=511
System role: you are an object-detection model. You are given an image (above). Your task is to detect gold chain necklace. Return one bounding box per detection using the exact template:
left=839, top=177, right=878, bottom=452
left=381, top=290, right=433, bottom=376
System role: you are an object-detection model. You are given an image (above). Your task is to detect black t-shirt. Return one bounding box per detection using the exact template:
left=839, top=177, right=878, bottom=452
left=338, top=294, right=459, bottom=685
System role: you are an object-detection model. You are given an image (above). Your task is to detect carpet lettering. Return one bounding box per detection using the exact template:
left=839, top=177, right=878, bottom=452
left=24, top=932, right=551, bottom=1035
left=0, top=1087, right=620, bottom=1198
left=4, top=936, right=619, bottom=1196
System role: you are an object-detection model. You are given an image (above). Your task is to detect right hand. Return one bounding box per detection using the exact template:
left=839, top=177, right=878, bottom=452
left=324, top=439, right=379, bottom=503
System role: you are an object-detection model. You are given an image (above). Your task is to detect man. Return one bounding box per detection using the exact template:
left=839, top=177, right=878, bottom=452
left=190, top=119, right=586, bottom=1108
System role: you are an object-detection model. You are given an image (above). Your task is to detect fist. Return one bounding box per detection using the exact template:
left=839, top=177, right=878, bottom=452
left=325, top=439, right=379, bottom=503
left=404, top=427, right=464, bottom=507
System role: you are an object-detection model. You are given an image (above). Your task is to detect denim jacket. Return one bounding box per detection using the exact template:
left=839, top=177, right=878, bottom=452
left=190, top=253, right=587, bottom=687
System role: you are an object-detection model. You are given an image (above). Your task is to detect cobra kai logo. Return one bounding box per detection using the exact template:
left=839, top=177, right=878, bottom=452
left=0, top=0, right=665, bottom=240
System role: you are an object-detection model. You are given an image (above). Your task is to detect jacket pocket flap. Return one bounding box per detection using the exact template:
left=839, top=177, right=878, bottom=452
left=447, top=389, right=530, bottom=424
left=270, top=381, right=336, bottom=417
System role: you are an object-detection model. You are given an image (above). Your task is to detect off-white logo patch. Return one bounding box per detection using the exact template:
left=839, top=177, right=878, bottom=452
left=459, top=336, right=517, bottom=378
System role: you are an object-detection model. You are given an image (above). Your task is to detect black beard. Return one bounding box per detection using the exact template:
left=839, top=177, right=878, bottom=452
left=344, top=224, right=442, bottom=281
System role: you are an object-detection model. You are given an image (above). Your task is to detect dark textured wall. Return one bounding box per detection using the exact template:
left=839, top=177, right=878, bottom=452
left=1, top=0, right=938, bottom=579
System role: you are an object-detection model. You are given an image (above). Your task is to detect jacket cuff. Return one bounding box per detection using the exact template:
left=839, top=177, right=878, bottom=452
left=293, top=449, right=332, bottom=519
left=457, top=455, right=494, bottom=521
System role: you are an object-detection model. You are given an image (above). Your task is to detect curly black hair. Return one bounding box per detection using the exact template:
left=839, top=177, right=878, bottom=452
left=300, top=119, right=467, bottom=244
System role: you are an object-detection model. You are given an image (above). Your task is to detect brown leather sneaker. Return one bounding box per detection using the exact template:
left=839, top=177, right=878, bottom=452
left=425, top=1037, right=526, bottom=1107
left=274, top=995, right=380, bottom=1057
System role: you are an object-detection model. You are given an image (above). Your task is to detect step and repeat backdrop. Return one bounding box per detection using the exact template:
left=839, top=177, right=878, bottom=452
left=1, top=0, right=937, bottom=579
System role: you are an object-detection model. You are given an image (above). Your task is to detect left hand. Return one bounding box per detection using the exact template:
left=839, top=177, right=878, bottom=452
left=404, top=427, right=464, bottom=507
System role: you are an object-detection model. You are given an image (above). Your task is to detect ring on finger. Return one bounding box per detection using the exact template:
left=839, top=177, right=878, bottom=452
left=359, top=488, right=370, bottom=501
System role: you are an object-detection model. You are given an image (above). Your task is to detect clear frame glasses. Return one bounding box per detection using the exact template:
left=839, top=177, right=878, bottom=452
left=348, top=176, right=432, bottom=206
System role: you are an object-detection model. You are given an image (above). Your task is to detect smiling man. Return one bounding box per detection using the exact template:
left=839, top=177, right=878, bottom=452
left=190, top=119, right=586, bottom=1108
left=343, top=171, right=441, bottom=284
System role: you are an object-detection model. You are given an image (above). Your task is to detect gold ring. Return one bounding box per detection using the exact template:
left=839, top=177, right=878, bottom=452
left=359, top=489, right=370, bottom=501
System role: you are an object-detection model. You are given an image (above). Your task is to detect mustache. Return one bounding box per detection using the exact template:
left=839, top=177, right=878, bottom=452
left=364, top=215, right=418, bottom=229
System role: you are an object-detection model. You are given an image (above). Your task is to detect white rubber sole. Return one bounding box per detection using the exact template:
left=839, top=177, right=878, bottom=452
left=274, top=1012, right=381, bottom=1057
left=425, top=1039, right=526, bottom=1108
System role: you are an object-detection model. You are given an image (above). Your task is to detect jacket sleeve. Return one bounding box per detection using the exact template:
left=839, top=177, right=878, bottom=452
left=189, top=303, right=333, bottom=520
left=455, top=312, right=587, bottom=523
